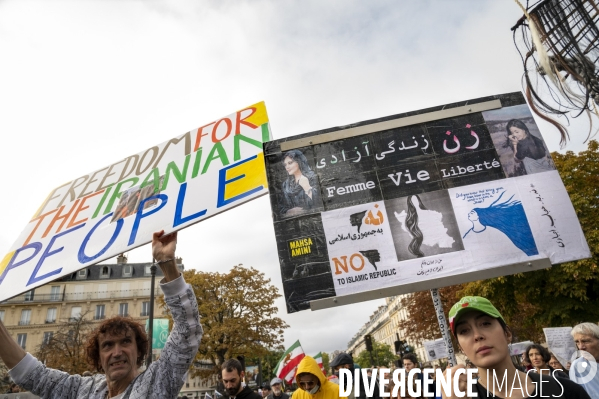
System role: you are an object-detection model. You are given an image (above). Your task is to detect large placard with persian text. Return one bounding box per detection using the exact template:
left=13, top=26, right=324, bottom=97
left=264, top=93, right=590, bottom=313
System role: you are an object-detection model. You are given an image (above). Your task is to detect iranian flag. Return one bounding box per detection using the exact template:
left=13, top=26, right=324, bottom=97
left=314, top=352, right=326, bottom=375
left=274, top=340, right=305, bottom=384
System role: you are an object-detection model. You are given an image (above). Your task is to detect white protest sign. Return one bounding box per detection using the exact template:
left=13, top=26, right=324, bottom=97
left=510, top=341, right=534, bottom=356
left=0, top=102, right=271, bottom=302
left=544, top=327, right=577, bottom=367
left=264, top=93, right=591, bottom=313
left=424, top=338, right=448, bottom=361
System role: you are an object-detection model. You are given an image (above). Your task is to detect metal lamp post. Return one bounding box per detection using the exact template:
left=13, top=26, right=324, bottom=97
left=146, top=262, right=157, bottom=368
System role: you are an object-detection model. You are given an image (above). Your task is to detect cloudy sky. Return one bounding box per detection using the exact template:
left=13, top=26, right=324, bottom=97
left=0, top=1, right=591, bottom=356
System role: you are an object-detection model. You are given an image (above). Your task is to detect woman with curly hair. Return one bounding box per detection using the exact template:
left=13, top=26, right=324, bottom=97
left=524, top=344, right=569, bottom=380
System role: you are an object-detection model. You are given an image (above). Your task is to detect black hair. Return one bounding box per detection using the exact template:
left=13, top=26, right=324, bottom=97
left=282, top=150, right=315, bottom=179
left=401, top=353, right=418, bottom=365
left=504, top=119, right=531, bottom=148
left=221, top=359, right=243, bottom=375
left=525, top=344, right=551, bottom=364
left=405, top=195, right=427, bottom=257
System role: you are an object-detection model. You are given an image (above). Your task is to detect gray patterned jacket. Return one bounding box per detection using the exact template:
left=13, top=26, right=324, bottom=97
left=9, top=275, right=202, bottom=399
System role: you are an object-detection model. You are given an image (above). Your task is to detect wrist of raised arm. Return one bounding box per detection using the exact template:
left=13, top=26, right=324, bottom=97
left=157, top=259, right=181, bottom=282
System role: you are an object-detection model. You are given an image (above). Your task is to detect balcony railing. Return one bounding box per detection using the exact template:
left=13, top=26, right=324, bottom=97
left=45, top=319, right=56, bottom=324
left=94, top=315, right=106, bottom=320
left=1, top=288, right=162, bottom=304
left=18, top=320, right=31, bottom=326
left=140, top=311, right=150, bottom=317
left=118, top=313, right=129, bottom=317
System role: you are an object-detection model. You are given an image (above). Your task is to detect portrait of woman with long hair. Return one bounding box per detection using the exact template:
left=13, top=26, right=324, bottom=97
left=463, top=190, right=538, bottom=256
left=278, top=149, right=320, bottom=217
left=391, top=192, right=463, bottom=260
left=504, top=119, right=554, bottom=175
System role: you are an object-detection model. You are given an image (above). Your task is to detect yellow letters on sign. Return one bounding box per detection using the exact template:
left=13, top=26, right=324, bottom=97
left=223, top=153, right=268, bottom=202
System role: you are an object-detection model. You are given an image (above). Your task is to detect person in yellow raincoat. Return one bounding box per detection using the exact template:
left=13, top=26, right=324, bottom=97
left=292, top=356, right=345, bottom=399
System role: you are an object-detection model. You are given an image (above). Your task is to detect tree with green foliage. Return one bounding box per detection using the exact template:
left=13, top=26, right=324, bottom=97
left=459, top=140, right=599, bottom=340
left=355, top=341, right=397, bottom=368
left=247, top=348, right=284, bottom=384
left=160, top=266, right=288, bottom=378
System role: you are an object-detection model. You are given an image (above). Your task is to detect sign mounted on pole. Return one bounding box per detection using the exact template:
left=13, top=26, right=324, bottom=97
left=423, top=338, right=449, bottom=361
left=0, top=102, right=271, bottom=302
left=263, top=92, right=590, bottom=313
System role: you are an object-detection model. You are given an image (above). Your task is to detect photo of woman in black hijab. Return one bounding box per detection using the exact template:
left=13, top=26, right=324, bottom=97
left=278, top=149, right=320, bottom=217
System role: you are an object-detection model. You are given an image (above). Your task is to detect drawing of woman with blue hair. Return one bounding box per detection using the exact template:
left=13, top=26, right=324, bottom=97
left=463, top=191, right=538, bottom=256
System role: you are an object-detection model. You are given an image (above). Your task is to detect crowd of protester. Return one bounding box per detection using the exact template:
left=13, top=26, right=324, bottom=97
left=0, top=231, right=597, bottom=398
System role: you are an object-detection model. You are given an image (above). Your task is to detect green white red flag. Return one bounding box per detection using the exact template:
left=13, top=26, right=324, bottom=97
left=313, top=352, right=326, bottom=375
left=274, top=340, right=305, bottom=384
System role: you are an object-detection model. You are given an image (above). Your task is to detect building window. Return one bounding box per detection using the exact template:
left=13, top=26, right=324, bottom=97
left=119, top=303, right=128, bottom=317
left=17, top=333, right=27, bottom=349
left=100, top=266, right=110, bottom=279
left=123, top=265, right=132, bottom=277
left=43, top=331, right=53, bottom=346
left=46, top=308, right=57, bottom=323
left=95, top=305, right=105, bottom=320
left=70, top=306, right=82, bottom=321
left=24, top=289, right=35, bottom=302
left=144, top=265, right=152, bottom=276
left=77, top=269, right=87, bottom=279
left=50, top=286, right=61, bottom=301
left=141, top=301, right=150, bottom=316
left=0, top=310, right=4, bottom=322
left=19, top=309, right=31, bottom=326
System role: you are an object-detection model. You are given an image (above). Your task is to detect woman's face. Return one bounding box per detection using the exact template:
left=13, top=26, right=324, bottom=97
left=548, top=357, right=563, bottom=370
left=468, top=210, right=479, bottom=221
left=455, top=311, right=511, bottom=369
left=509, top=126, right=528, bottom=141
left=528, top=348, right=546, bottom=368
left=283, top=156, right=299, bottom=175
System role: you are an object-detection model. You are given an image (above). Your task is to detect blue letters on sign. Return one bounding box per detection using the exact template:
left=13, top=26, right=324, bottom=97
left=27, top=224, right=86, bottom=286
left=173, top=182, right=207, bottom=227
left=78, top=213, right=124, bottom=264
left=128, top=194, right=168, bottom=246
left=0, top=243, right=43, bottom=286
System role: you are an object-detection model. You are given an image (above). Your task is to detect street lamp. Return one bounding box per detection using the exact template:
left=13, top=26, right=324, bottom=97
left=146, top=262, right=157, bottom=368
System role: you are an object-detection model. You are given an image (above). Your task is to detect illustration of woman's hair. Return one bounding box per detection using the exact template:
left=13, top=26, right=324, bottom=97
left=282, top=149, right=315, bottom=179
left=504, top=119, right=531, bottom=148
left=405, top=195, right=427, bottom=257
left=470, top=191, right=538, bottom=256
